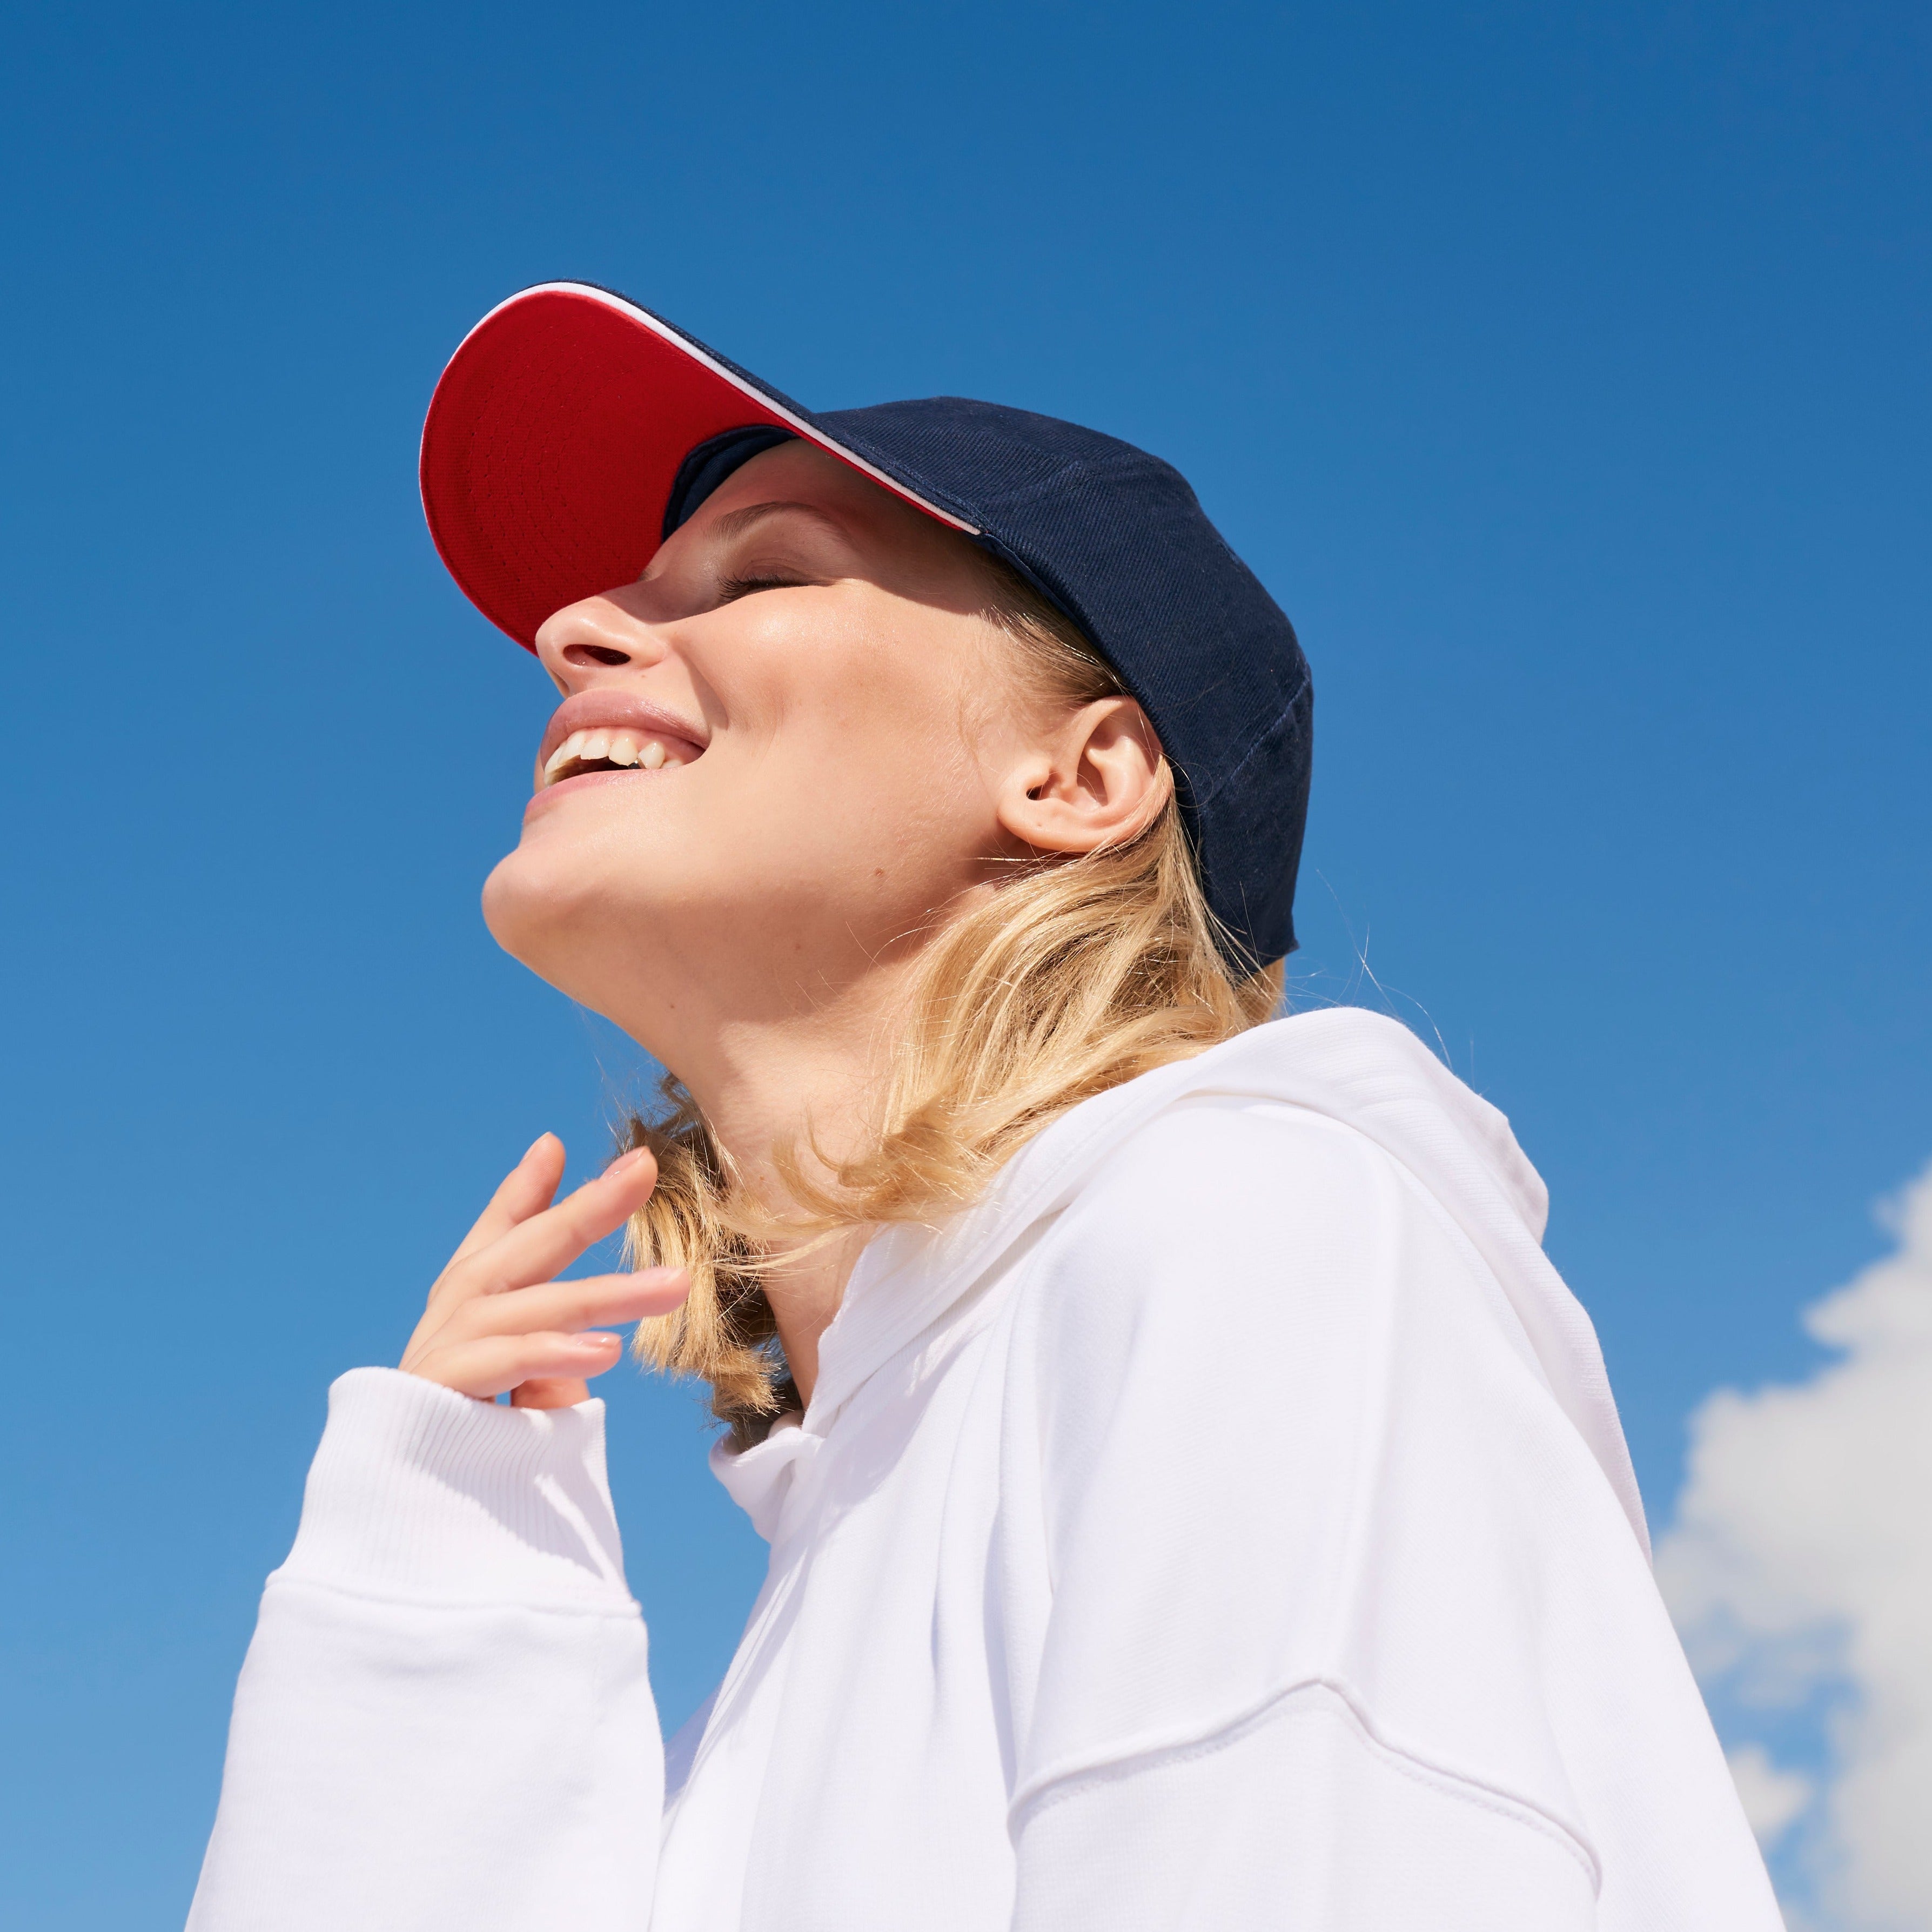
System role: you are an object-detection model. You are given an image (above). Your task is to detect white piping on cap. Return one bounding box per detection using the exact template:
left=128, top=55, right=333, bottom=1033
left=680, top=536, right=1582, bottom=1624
left=454, top=281, right=983, bottom=538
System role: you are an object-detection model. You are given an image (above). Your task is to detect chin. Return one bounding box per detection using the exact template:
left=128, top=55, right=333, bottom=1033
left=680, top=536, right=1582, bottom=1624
left=480, top=843, right=618, bottom=992
left=480, top=834, right=722, bottom=1038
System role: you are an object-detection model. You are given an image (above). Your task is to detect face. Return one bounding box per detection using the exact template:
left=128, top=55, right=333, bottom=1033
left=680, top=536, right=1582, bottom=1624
left=482, top=440, right=1080, bottom=1058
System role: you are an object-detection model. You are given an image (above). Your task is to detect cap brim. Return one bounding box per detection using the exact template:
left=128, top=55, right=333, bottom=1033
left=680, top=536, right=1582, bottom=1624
left=419, top=282, right=976, bottom=649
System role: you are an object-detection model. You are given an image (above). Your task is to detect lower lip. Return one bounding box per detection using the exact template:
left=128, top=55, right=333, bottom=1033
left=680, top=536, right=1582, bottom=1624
left=524, top=766, right=678, bottom=821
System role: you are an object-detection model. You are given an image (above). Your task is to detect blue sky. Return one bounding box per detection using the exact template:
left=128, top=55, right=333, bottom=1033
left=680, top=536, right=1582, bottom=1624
left=1, top=2, right=1925, bottom=1923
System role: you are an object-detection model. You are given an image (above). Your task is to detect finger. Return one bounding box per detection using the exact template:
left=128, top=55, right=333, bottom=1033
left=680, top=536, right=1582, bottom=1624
left=405, top=1267, right=687, bottom=1371
left=410, top=1329, right=625, bottom=1402
left=435, top=1268, right=689, bottom=1346
left=444, top=1146, right=661, bottom=1302
left=511, top=1377, right=593, bottom=1411
left=446, top=1133, right=568, bottom=1268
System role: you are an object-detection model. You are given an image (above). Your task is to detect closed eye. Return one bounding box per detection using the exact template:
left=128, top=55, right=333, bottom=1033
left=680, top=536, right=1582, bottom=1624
left=716, top=572, right=811, bottom=603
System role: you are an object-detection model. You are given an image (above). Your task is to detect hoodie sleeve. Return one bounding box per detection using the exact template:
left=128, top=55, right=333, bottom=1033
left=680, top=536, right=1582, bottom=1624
left=1003, top=1098, right=1778, bottom=1932
left=186, top=1369, right=661, bottom=1932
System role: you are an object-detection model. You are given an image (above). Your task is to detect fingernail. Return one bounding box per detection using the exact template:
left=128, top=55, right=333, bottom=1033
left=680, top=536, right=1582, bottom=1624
left=579, top=1330, right=621, bottom=1351
left=605, top=1147, right=652, bottom=1178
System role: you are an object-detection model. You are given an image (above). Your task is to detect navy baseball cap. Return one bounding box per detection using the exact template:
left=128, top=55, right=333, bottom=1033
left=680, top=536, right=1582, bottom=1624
left=420, top=281, right=1312, bottom=965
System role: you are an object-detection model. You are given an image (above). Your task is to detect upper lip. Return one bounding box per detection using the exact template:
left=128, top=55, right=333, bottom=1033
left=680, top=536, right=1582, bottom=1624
left=536, top=690, right=709, bottom=779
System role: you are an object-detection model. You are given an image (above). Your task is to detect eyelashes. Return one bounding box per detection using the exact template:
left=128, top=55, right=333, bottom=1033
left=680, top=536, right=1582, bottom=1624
left=715, top=571, right=810, bottom=603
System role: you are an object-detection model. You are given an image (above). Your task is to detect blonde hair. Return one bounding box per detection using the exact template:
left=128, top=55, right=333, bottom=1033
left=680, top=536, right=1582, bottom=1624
left=625, top=554, right=1285, bottom=1444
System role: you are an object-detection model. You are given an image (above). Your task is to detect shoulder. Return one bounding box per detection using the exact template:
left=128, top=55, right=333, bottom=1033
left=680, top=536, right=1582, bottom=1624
left=999, top=1079, right=1619, bottom=1585
left=1079, top=1089, right=1397, bottom=1209
left=1003, top=1072, right=1530, bottom=1449
left=1032, top=1092, right=1416, bottom=1323
left=997, top=1098, right=1421, bottom=1457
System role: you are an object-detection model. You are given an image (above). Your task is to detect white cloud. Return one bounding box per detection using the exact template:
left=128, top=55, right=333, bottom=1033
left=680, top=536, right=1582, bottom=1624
left=1727, top=1743, right=1813, bottom=1846
left=1657, top=1157, right=1932, bottom=1931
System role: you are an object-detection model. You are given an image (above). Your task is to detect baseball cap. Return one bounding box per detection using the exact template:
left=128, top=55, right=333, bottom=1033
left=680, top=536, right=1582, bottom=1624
left=420, top=281, right=1312, bottom=965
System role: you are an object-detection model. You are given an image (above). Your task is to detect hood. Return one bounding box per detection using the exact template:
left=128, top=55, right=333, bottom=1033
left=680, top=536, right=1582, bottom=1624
left=715, top=1006, right=1648, bottom=1557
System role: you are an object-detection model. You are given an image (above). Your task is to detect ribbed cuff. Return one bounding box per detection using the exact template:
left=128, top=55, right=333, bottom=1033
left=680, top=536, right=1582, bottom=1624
left=273, top=1367, right=636, bottom=1612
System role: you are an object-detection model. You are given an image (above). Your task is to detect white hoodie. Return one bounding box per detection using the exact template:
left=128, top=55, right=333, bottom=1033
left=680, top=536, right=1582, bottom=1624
left=187, top=1009, right=1783, bottom=1930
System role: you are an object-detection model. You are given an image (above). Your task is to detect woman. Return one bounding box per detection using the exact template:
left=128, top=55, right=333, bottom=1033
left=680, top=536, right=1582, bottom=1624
left=188, top=284, right=1780, bottom=1930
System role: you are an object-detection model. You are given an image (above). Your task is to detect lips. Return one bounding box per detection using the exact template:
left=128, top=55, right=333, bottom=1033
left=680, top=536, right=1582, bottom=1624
left=534, top=693, right=707, bottom=791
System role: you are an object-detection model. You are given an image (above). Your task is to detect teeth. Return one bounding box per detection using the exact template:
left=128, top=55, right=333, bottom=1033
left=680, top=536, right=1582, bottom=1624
left=544, top=726, right=682, bottom=784
left=544, top=729, right=588, bottom=779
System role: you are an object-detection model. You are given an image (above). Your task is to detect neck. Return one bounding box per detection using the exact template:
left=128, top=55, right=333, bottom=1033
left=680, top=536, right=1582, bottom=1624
left=628, top=964, right=923, bottom=1408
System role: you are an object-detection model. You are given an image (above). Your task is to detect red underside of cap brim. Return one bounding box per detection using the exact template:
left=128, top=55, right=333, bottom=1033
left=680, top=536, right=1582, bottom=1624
left=419, top=287, right=800, bottom=650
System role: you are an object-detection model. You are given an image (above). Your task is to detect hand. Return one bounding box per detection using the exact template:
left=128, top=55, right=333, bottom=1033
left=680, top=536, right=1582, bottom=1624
left=400, top=1134, right=689, bottom=1410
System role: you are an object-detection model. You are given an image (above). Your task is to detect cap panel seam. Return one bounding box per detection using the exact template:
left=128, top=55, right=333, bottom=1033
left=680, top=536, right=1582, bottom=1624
left=1188, top=668, right=1312, bottom=815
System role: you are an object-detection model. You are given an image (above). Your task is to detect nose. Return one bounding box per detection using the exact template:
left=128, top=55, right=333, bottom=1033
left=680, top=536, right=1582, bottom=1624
left=533, top=592, right=668, bottom=689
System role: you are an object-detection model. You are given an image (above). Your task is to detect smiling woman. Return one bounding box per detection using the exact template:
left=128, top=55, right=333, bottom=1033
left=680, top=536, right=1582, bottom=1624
left=185, top=284, right=1782, bottom=1932
left=482, top=436, right=1273, bottom=1431
left=482, top=438, right=1169, bottom=1057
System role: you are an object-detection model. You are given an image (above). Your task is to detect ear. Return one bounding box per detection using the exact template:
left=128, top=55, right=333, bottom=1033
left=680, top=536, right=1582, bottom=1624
left=995, top=696, right=1172, bottom=855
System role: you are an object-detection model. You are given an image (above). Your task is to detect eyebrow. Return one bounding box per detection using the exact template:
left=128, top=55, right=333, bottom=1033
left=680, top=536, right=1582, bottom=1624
left=706, top=499, right=851, bottom=545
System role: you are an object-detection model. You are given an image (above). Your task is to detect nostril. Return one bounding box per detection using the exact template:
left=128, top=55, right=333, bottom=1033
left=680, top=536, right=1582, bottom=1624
left=563, top=644, right=632, bottom=668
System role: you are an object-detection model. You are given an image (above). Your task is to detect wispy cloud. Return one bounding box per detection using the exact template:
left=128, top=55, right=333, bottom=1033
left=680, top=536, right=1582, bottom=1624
left=1658, top=1158, right=1932, bottom=1930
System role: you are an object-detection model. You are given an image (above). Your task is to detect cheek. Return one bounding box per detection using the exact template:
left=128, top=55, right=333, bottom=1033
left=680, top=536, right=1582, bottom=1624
left=696, top=616, right=996, bottom=884
left=740, top=685, right=992, bottom=891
